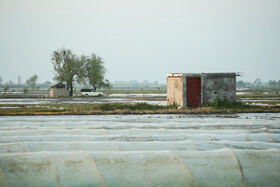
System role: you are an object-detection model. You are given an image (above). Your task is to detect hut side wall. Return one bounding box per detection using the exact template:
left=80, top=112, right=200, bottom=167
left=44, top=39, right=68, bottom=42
left=202, top=74, right=236, bottom=104
left=167, top=76, right=184, bottom=106
left=51, top=88, right=69, bottom=97
left=50, top=88, right=53, bottom=97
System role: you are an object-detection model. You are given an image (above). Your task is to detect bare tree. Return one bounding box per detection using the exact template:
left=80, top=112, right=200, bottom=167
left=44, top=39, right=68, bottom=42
left=17, top=76, right=21, bottom=85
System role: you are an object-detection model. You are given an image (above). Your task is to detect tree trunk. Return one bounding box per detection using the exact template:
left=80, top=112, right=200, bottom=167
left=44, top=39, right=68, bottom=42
left=69, top=84, right=73, bottom=97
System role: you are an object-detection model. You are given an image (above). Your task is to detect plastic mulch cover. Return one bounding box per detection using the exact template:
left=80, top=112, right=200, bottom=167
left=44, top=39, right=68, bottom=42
left=0, top=149, right=279, bottom=187
left=0, top=114, right=279, bottom=186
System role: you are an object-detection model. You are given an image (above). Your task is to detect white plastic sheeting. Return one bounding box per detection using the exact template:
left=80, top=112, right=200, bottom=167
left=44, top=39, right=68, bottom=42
left=1, top=141, right=280, bottom=153
left=0, top=150, right=279, bottom=187
left=0, top=133, right=278, bottom=143
left=0, top=114, right=279, bottom=186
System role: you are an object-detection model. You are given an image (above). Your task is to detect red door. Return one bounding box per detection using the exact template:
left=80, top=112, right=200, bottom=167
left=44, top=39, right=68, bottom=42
left=187, top=77, right=201, bottom=107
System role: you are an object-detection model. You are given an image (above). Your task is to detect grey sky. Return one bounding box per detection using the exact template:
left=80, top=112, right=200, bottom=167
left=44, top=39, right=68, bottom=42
left=0, top=0, right=279, bottom=84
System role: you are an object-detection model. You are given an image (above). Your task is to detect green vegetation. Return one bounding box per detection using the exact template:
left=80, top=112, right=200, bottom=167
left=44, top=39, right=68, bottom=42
left=52, top=48, right=110, bottom=96
left=237, top=79, right=280, bottom=89
left=0, top=100, right=279, bottom=116
left=3, top=86, right=8, bottom=94
left=62, top=103, right=178, bottom=113
left=0, top=103, right=177, bottom=116
left=26, top=75, right=38, bottom=90
left=237, top=94, right=280, bottom=98
left=203, top=99, right=280, bottom=114
left=78, top=54, right=110, bottom=90
left=92, top=103, right=177, bottom=111
left=52, top=49, right=84, bottom=96
left=0, top=106, right=66, bottom=115
left=23, top=87, right=29, bottom=95
left=204, top=99, right=255, bottom=109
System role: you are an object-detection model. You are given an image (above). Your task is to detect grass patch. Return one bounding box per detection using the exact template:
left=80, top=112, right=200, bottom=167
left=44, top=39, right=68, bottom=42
left=93, top=103, right=176, bottom=111
left=0, top=103, right=179, bottom=115
left=204, top=99, right=256, bottom=109
left=0, top=101, right=279, bottom=116
left=0, top=107, right=66, bottom=115
left=62, top=103, right=178, bottom=113
left=237, top=94, right=280, bottom=98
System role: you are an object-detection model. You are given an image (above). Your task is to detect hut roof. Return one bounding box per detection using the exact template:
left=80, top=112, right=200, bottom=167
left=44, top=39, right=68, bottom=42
left=51, top=83, right=66, bottom=89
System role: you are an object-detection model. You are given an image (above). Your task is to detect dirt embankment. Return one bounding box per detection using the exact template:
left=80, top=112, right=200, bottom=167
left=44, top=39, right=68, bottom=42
left=1, top=105, right=279, bottom=116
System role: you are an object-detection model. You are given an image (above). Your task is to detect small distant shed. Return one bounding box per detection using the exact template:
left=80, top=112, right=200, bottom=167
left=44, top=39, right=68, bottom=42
left=167, top=73, right=236, bottom=107
left=50, top=83, right=69, bottom=97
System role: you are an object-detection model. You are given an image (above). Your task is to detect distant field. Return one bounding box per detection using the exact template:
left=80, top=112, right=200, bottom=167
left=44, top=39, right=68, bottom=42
left=0, top=88, right=280, bottom=109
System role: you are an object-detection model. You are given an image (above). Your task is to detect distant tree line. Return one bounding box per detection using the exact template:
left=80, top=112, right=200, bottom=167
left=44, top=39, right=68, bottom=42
left=1, top=74, right=279, bottom=93
left=112, top=80, right=166, bottom=89
left=0, top=75, right=40, bottom=91
left=52, top=48, right=110, bottom=96
left=237, top=79, right=280, bottom=89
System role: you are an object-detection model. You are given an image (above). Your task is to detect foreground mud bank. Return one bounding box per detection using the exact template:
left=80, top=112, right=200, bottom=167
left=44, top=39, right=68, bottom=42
left=0, top=108, right=280, bottom=116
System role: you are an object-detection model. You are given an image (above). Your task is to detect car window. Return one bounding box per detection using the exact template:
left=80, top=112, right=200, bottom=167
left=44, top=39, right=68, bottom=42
left=81, top=89, right=92, bottom=92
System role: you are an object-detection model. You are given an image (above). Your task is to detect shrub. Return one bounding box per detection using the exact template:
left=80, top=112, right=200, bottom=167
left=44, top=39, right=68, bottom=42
left=204, top=99, right=252, bottom=109
left=94, top=103, right=177, bottom=111
left=23, top=87, right=29, bottom=95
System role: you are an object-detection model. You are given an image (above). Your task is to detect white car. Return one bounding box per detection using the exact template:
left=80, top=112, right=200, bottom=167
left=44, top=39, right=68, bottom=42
left=80, top=89, right=104, bottom=97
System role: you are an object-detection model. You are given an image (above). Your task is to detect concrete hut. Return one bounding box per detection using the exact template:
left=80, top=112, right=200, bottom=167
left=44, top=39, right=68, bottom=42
left=167, top=73, right=236, bottom=107
left=50, top=83, right=69, bottom=97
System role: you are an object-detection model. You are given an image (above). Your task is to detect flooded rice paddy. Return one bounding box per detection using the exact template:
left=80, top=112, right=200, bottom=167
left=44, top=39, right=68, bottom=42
left=0, top=114, right=279, bottom=186
left=0, top=96, right=167, bottom=107
left=1, top=91, right=280, bottom=107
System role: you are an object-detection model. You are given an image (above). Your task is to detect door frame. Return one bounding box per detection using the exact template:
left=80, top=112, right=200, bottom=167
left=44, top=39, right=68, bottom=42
left=185, top=76, right=202, bottom=107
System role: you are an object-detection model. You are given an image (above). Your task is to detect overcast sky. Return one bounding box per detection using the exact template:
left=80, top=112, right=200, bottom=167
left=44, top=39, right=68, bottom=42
left=0, top=0, right=279, bottom=84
